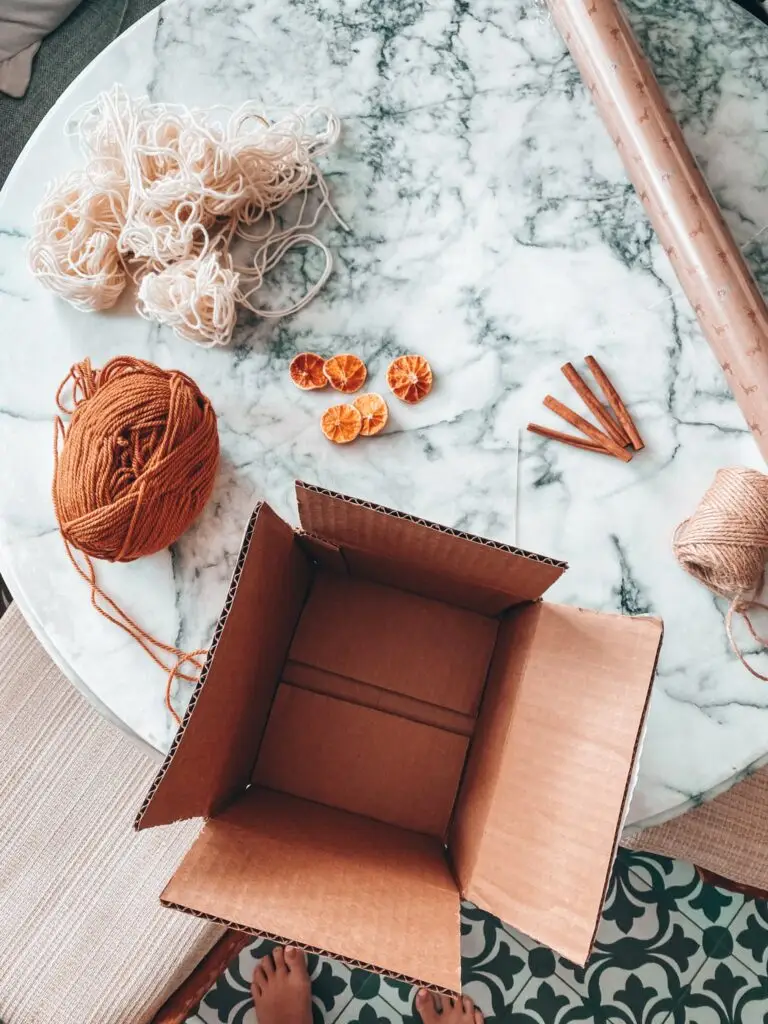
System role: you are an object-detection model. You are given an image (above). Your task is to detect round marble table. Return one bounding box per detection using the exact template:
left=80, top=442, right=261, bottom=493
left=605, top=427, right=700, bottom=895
left=0, top=0, right=767, bottom=829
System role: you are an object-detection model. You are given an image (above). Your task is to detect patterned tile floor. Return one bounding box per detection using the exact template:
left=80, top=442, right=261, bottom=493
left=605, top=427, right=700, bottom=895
left=185, top=851, right=768, bottom=1024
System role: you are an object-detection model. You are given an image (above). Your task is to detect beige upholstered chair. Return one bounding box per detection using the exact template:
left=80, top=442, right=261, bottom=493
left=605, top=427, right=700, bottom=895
left=626, top=769, right=768, bottom=898
left=0, top=602, right=249, bottom=1024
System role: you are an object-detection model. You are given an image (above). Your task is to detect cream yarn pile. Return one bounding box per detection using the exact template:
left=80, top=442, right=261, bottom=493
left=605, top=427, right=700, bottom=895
left=28, top=85, right=342, bottom=346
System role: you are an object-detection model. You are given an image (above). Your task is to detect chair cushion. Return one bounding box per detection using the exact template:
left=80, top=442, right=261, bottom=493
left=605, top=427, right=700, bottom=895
left=0, top=1, right=83, bottom=96
left=0, top=603, right=224, bottom=1024
left=625, top=767, right=768, bottom=892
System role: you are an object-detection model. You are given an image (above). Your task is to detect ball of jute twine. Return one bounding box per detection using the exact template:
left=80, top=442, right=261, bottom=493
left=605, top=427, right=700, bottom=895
left=673, top=466, right=768, bottom=680
left=53, top=356, right=220, bottom=721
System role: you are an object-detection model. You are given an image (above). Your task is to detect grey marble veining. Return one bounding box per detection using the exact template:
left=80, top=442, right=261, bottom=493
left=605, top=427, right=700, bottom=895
left=0, top=0, right=767, bottom=827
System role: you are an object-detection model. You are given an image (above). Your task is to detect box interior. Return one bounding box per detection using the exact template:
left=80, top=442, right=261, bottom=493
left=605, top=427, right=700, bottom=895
left=137, top=484, right=662, bottom=992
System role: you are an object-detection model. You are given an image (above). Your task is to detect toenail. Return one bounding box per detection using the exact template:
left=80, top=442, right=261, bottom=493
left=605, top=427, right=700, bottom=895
left=416, top=989, right=429, bottom=1003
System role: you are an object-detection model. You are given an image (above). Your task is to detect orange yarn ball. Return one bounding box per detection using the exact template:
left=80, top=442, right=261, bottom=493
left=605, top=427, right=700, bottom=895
left=53, top=356, right=219, bottom=562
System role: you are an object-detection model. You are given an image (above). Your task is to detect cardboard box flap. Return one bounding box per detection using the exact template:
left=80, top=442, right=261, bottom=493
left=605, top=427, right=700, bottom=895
left=135, top=504, right=311, bottom=830
left=296, top=482, right=566, bottom=613
left=451, top=604, right=662, bottom=966
left=162, top=787, right=462, bottom=992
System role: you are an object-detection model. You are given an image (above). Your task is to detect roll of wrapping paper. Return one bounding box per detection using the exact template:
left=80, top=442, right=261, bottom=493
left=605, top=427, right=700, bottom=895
left=546, top=0, right=768, bottom=458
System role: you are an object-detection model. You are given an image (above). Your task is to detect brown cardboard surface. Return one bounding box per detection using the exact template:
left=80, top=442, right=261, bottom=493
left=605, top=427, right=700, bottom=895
left=450, top=603, right=541, bottom=898
left=136, top=505, right=311, bottom=829
left=139, top=484, right=665, bottom=977
left=295, top=533, right=349, bottom=573
left=451, top=603, right=662, bottom=965
left=289, top=571, right=497, bottom=715
left=338, top=549, right=531, bottom=617
left=282, top=661, right=475, bottom=736
left=162, top=787, right=461, bottom=992
left=295, top=482, right=566, bottom=614
left=254, top=685, right=469, bottom=837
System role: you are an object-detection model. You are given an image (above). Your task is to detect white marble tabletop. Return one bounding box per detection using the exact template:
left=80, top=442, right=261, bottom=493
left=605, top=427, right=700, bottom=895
left=1, top=0, right=768, bottom=829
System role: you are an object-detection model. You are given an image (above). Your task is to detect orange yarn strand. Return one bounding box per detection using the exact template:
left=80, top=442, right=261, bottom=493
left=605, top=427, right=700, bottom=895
left=53, top=356, right=220, bottom=722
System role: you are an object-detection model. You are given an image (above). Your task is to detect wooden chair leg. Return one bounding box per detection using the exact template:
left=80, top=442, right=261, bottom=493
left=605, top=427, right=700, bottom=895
left=695, top=865, right=768, bottom=901
left=151, top=929, right=254, bottom=1024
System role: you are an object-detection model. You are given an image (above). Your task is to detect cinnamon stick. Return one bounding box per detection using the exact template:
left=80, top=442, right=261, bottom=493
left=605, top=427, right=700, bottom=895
left=527, top=423, right=617, bottom=456
left=584, top=355, right=644, bottom=451
left=560, top=362, right=631, bottom=448
left=542, top=395, right=633, bottom=462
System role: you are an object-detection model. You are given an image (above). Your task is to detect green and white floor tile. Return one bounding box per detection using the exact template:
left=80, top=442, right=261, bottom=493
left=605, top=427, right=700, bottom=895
left=186, top=851, right=768, bottom=1024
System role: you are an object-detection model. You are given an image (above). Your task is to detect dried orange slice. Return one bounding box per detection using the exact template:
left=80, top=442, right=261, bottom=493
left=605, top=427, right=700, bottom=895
left=386, top=354, right=433, bottom=404
left=321, top=403, right=362, bottom=444
left=290, top=352, right=327, bottom=390
left=323, top=354, right=367, bottom=393
left=353, top=393, right=389, bottom=436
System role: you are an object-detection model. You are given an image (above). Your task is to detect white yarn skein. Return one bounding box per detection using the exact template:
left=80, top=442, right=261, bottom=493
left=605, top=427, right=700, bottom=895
left=29, top=86, right=344, bottom=343
left=137, top=250, right=239, bottom=347
left=28, top=172, right=127, bottom=312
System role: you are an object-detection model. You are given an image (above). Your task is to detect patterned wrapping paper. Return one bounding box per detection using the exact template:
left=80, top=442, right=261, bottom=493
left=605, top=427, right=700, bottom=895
left=547, top=0, right=768, bottom=458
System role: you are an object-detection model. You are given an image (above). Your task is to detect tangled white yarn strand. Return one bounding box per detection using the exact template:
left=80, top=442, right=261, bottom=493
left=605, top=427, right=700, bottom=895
left=236, top=233, right=334, bottom=320
left=234, top=170, right=348, bottom=246
left=29, top=85, right=344, bottom=344
left=137, top=251, right=240, bottom=348
left=27, top=172, right=128, bottom=312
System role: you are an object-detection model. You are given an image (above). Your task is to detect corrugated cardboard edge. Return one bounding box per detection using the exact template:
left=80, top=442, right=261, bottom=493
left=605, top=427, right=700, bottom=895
left=583, top=616, right=664, bottom=958
left=617, top=701, right=652, bottom=840
left=296, top=482, right=568, bottom=570
left=160, top=900, right=458, bottom=995
left=134, top=505, right=263, bottom=831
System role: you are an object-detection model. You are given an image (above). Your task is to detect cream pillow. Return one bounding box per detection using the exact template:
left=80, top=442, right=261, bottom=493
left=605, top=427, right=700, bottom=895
left=0, top=0, right=83, bottom=97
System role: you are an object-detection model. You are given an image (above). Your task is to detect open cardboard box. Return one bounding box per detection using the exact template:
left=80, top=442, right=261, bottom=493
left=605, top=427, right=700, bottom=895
left=136, top=482, right=663, bottom=993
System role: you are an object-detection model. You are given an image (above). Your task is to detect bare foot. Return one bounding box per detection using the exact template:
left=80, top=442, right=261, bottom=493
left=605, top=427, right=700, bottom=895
left=415, top=989, right=484, bottom=1024
left=251, top=946, right=312, bottom=1024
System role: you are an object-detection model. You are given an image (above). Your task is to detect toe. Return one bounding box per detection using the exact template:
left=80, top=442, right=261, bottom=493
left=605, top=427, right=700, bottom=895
left=261, top=952, right=276, bottom=978
left=285, top=946, right=309, bottom=977
left=273, top=946, right=287, bottom=973
left=474, top=1010, right=484, bottom=1024
left=251, top=965, right=268, bottom=998
left=462, top=997, right=475, bottom=1017
left=415, top=989, right=441, bottom=1023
